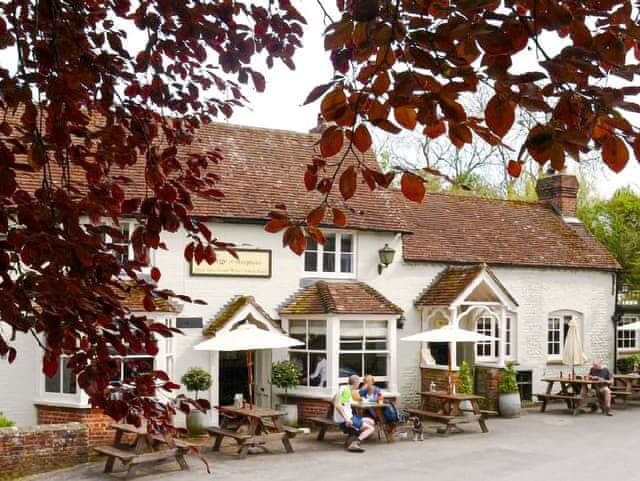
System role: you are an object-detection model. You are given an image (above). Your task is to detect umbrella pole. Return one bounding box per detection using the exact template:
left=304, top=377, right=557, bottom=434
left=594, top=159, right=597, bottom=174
left=448, top=345, right=452, bottom=394
left=247, top=350, right=254, bottom=408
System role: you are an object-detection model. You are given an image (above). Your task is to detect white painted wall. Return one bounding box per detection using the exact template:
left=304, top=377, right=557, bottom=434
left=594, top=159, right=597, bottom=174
left=0, top=219, right=617, bottom=426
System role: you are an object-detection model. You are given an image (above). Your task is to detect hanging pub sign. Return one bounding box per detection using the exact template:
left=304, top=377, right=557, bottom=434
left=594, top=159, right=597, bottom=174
left=190, top=249, right=272, bottom=278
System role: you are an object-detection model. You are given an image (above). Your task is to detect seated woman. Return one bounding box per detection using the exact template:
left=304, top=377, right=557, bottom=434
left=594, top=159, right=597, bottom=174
left=359, top=375, right=381, bottom=419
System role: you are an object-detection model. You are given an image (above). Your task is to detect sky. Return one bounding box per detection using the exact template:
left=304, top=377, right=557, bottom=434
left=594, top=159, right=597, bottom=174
left=225, top=2, right=640, bottom=199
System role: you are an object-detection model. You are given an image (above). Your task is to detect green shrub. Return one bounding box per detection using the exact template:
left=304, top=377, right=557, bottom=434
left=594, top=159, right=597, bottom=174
left=617, top=354, right=640, bottom=374
left=180, top=367, right=212, bottom=399
left=499, top=362, right=519, bottom=394
left=457, top=361, right=473, bottom=394
left=271, top=360, right=301, bottom=404
left=0, top=411, right=14, bottom=428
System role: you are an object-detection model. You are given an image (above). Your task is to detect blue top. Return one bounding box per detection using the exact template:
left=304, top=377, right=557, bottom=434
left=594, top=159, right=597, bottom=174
left=359, top=386, right=380, bottom=402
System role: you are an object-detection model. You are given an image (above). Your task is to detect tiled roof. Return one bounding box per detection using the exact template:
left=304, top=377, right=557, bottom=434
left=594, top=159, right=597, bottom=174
left=203, top=295, right=280, bottom=337
left=279, top=281, right=403, bottom=315
left=415, top=264, right=518, bottom=307
left=397, top=191, right=620, bottom=271
left=117, top=283, right=177, bottom=313
left=13, top=120, right=409, bottom=233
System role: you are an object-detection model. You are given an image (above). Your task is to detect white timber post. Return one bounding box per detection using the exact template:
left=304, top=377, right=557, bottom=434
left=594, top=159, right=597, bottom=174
left=498, top=306, right=506, bottom=368
left=449, top=306, right=458, bottom=370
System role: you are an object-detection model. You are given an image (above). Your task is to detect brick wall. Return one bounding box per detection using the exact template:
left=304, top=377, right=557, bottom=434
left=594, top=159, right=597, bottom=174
left=420, top=368, right=460, bottom=409
left=286, top=397, right=333, bottom=425
left=474, top=366, right=500, bottom=411
left=36, top=405, right=116, bottom=447
left=0, top=423, right=88, bottom=480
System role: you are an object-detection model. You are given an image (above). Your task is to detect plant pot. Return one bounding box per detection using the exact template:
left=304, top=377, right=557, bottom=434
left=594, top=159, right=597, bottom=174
left=459, top=399, right=473, bottom=416
left=186, top=408, right=209, bottom=436
left=498, top=392, right=521, bottom=418
left=277, top=403, right=298, bottom=427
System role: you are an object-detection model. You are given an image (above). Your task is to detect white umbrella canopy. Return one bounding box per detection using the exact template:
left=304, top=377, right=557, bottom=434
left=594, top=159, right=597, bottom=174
left=194, top=323, right=303, bottom=407
left=401, top=324, right=498, bottom=343
left=194, top=323, right=303, bottom=352
left=563, top=320, right=587, bottom=374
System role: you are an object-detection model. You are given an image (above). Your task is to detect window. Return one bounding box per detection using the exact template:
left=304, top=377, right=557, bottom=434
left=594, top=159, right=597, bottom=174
left=516, top=370, right=533, bottom=402
left=339, top=320, right=389, bottom=385
left=176, top=317, right=203, bottom=329
left=288, top=320, right=327, bottom=387
left=618, top=316, right=638, bottom=351
left=547, top=311, right=580, bottom=360
left=108, top=354, right=155, bottom=384
left=475, top=315, right=514, bottom=362
left=304, top=233, right=354, bottom=276
left=44, top=356, right=77, bottom=394
left=109, top=222, right=150, bottom=266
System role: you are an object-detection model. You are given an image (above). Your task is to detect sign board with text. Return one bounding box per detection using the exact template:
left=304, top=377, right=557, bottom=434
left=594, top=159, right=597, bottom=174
left=190, top=249, right=272, bottom=278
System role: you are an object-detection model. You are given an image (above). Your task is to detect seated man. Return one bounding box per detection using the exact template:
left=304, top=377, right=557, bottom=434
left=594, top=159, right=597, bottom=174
left=334, top=374, right=375, bottom=452
left=589, top=360, right=614, bottom=416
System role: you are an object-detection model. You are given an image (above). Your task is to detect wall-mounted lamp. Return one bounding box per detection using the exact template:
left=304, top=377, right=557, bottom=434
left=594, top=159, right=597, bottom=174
left=396, top=315, right=405, bottom=329
left=378, top=243, right=396, bottom=274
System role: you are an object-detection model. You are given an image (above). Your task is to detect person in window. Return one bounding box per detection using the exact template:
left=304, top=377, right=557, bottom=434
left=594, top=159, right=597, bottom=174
left=309, top=355, right=327, bottom=387
left=588, top=360, right=614, bottom=416
left=333, top=375, right=375, bottom=452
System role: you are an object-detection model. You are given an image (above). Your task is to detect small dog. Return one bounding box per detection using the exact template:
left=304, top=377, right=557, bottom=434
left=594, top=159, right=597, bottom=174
left=410, top=416, right=424, bottom=441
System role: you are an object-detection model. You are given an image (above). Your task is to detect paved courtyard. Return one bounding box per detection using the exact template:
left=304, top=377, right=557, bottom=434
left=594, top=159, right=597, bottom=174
left=30, top=408, right=638, bottom=481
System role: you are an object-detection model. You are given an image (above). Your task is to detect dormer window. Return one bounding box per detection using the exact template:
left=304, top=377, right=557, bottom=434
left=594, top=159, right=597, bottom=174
left=304, top=232, right=355, bottom=277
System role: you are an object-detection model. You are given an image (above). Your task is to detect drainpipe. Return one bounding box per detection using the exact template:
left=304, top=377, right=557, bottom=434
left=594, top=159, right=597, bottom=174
left=612, top=272, right=622, bottom=373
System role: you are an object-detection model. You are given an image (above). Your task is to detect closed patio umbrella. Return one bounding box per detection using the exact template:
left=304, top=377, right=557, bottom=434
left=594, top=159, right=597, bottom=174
left=563, top=320, right=587, bottom=378
left=402, top=325, right=498, bottom=392
left=194, top=323, right=303, bottom=406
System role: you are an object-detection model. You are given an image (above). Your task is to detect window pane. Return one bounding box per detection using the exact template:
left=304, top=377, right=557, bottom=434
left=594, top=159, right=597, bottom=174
left=62, top=358, right=77, bottom=394
left=308, top=320, right=326, bottom=350
left=324, top=234, right=336, bottom=252
left=340, top=253, right=353, bottom=273
left=340, top=321, right=364, bottom=350
left=365, top=320, right=387, bottom=350
left=309, top=353, right=327, bottom=387
left=44, top=358, right=61, bottom=393
left=290, top=352, right=308, bottom=386
left=306, top=237, right=318, bottom=251
left=339, top=353, right=362, bottom=378
left=289, top=320, right=307, bottom=348
left=304, top=251, right=317, bottom=271
left=365, top=353, right=387, bottom=377
left=340, top=235, right=353, bottom=253
left=122, top=357, right=154, bottom=381
left=323, top=252, right=336, bottom=272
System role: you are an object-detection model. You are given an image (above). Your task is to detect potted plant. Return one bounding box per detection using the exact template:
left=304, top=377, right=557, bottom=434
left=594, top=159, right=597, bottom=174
left=457, top=361, right=474, bottom=415
left=271, top=360, right=301, bottom=426
left=181, top=367, right=213, bottom=436
left=498, top=362, right=521, bottom=418
left=0, top=411, right=14, bottom=428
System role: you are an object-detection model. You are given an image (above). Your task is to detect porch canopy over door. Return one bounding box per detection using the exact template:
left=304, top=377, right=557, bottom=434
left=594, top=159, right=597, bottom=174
left=415, top=263, right=518, bottom=369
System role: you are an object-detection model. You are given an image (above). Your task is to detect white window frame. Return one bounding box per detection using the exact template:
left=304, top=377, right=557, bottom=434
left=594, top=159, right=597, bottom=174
left=618, top=315, right=638, bottom=352
left=288, top=319, right=328, bottom=388
left=547, top=310, right=582, bottom=361
left=338, top=319, right=390, bottom=385
left=303, top=231, right=356, bottom=278
left=475, top=314, right=515, bottom=363
left=104, top=220, right=153, bottom=271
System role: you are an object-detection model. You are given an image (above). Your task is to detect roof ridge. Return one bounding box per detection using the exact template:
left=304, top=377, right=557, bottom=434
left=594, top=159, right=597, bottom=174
left=389, top=187, right=542, bottom=206
left=316, top=280, right=337, bottom=313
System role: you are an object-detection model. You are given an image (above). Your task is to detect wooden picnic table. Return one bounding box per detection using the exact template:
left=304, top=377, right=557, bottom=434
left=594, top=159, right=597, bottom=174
left=537, top=377, right=609, bottom=415
left=351, top=401, right=394, bottom=442
left=612, top=373, right=640, bottom=406
left=208, top=405, right=296, bottom=458
left=407, top=391, right=490, bottom=435
left=93, top=424, right=190, bottom=480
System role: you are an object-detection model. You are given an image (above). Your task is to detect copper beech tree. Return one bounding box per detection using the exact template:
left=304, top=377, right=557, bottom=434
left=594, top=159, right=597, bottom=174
left=0, top=0, right=638, bottom=431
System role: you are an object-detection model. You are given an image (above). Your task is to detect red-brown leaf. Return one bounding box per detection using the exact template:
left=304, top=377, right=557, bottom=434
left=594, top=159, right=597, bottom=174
left=507, top=160, right=522, bottom=178
left=449, top=123, right=472, bottom=148
left=400, top=172, right=426, bottom=203
left=602, top=135, right=629, bottom=173
left=332, top=208, right=347, bottom=227
left=150, top=267, right=161, bottom=282
left=304, top=169, right=318, bottom=191
left=143, top=295, right=156, bottom=312
left=307, top=205, right=326, bottom=226
left=320, top=126, right=344, bottom=157
left=265, top=218, right=289, bottom=233
left=485, top=95, right=515, bottom=137
left=394, top=106, right=417, bottom=130
left=352, top=124, right=372, bottom=153
left=339, top=165, right=357, bottom=200
left=321, top=88, right=347, bottom=121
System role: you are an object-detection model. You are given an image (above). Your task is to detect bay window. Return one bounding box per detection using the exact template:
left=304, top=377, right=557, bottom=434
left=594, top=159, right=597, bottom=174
left=304, top=232, right=355, bottom=276
left=339, top=320, right=389, bottom=386
left=44, top=356, right=77, bottom=394
left=288, top=319, right=327, bottom=387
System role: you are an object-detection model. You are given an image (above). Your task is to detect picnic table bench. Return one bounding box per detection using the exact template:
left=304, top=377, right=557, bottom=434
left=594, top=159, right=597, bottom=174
left=209, top=405, right=296, bottom=458
left=537, top=377, right=609, bottom=415
left=93, top=424, right=191, bottom=480
left=414, top=392, right=490, bottom=434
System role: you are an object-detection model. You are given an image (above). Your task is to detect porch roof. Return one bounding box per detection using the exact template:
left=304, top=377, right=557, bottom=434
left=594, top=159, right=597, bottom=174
left=118, top=282, right=178, bottom=313
left=279, top=281, right=403, bottom=316
left=203, top=295, right=281, bottom=337
left=415, top=264, right=518, bottom=308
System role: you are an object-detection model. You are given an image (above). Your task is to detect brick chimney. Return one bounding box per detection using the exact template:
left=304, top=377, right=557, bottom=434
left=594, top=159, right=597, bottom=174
left=536, top=173, right=579, bottom=219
